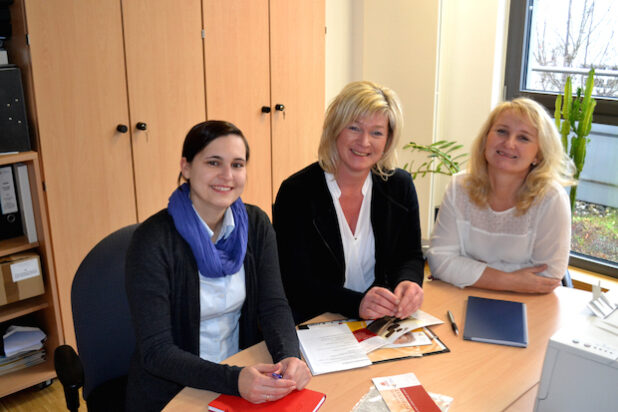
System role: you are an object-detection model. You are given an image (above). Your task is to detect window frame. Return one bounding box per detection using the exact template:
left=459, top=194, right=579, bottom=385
left=504, top=0, right=618, bottom=278
left=505, top=0, right=618, bottom=126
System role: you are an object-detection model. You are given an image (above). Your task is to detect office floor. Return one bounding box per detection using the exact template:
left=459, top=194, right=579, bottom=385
left=1, top=267, right=616, bottom=412
left=0, top=379, right=67, bottom=411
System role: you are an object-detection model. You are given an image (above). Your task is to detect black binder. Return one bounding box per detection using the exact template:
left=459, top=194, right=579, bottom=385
left=0, top=165, right=23, bottom=240
left=0, top=65, right=31, bottom=153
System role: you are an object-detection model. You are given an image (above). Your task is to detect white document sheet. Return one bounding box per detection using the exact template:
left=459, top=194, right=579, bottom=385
left=297, top=323, right=371, bottom=375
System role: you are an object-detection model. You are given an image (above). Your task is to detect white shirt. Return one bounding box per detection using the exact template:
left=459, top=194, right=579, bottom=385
left=427, top=173, right=571, bottom=288
left=194, top=206, right=246, bottom=362
left=325, top=172, right=376, bottom=293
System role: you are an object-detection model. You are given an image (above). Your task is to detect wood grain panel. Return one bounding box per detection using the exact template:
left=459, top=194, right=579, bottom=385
left=0, top=378, right=66, bottom=411
left=269, top=0, right=325, bottom=200
left=122, top=0, right=207, bottom=221
left=24, top=0, right=137, bottom=348
left=203, top=0, right=272, bottom=213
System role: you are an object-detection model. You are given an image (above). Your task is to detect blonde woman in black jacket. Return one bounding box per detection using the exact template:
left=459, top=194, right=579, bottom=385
left=273, top=81, right=425, bottom=324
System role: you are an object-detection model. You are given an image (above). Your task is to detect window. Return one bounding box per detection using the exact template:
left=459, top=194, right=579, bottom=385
left=505, top=0, right=618, bottom=277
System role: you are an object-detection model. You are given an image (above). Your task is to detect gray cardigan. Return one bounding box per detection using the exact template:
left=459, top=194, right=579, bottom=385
left=125, top=204, right=299, bottom=411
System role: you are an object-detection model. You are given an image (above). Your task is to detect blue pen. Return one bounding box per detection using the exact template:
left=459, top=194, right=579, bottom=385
left=271, top=373, right=283, bottom=379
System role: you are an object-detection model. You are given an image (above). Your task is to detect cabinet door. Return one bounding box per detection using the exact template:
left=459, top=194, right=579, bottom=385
left=270, top=0, right=325, bottom=200
left=123, top=0, right=207, bottom=221
left=25, top=0, right=137, bottom=346
left=202, top=0, right=272, bottom=213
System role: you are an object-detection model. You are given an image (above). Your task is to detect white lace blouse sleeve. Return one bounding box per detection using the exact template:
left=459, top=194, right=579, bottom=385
left=530, top=184, right=572, bottom=279
left=426, top=177, right=487, bottom=288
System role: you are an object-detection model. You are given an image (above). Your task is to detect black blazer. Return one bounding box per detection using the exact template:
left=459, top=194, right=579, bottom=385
left=273, top=162, right=424, bottom=323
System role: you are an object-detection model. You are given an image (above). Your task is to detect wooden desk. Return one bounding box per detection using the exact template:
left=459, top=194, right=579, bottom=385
left=164, top=280, right=590, bottom=411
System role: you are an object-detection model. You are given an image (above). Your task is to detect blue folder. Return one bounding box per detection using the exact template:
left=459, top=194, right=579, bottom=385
left=463, top=296, right=528, bottom=348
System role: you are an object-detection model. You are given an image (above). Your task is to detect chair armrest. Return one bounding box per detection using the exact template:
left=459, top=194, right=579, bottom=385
left=54, top=345, right=84, bottom=412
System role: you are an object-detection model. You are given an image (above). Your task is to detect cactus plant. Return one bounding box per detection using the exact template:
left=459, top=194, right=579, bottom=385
left=554, top=68, right=597, bottom=211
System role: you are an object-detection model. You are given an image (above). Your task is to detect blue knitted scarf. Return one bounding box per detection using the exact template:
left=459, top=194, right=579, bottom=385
left=167, top=183, right=248, bottom=278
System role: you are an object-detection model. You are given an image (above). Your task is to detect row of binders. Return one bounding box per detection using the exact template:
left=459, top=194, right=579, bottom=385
left=0, top=163, right=37, bottom=244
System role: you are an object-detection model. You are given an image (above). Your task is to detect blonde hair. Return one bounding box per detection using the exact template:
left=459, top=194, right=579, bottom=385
left=465, top=97, right=575, bottom=213
left=318, top=80, right=403, bottom=180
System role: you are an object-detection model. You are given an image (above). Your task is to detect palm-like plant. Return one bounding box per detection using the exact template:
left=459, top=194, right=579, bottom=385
left=402, top=140, right=468, bottom=179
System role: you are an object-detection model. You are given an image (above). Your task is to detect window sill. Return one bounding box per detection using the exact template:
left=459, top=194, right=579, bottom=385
left=569, top=265, right=618, bottom=293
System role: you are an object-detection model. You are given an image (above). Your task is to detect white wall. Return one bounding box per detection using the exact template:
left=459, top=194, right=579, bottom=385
left=326, top=0, right=440, bottom=236
left=325, top=0, right=510, bottom=238
left=434, top=0, right=510, bottom=213
left=363, top=0, right=440, bottom=237
left=324, top=0, right=363, bottom=105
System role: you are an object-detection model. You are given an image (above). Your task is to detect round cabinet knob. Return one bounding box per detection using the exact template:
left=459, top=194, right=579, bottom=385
left=136, top=122, right=147, bottom=131
left=261, top=106, right=271, bottom=113
left=116, top=124, right=128, bottom=133
left=275, top=104, right=285, bottom=111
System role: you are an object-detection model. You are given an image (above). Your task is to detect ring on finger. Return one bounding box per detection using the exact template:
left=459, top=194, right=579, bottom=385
left=266, top=394, right=270, bottom=402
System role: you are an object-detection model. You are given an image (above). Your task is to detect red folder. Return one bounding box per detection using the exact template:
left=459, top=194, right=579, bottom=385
left=208, top=388, right=326, bottom=412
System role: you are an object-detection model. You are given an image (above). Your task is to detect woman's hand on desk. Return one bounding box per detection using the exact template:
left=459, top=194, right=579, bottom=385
left=510, top=265, right=561, bottom=293
left=238, top=363, right=296, bottom=403
left=360, top=282, right=424, bottom=320
left=394, top=281, right=424, bottom=318
left=475, top=265, right=561, bottom=294
left=279, top=357, right=311, bottom=390
left=359, top=286, right=400, bottom=319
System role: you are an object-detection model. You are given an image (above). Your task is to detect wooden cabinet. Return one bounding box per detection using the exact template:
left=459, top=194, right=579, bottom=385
left=5, top=0, right=324, bottom=395
left=0, top=152, right=63, bottom=396
left=122, top=1, right=206, bottom=220
left=268, top=0, right=326, bottom=199
left=203, top=0, right=325, bottom=209
left=8, top=0, right=206, bottom=349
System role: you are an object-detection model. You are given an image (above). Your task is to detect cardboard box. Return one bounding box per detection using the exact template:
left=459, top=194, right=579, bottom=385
left=0, top=253, right=44, bottom=306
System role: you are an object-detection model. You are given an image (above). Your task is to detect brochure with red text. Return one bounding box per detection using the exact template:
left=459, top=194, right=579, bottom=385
left=372, top=372, right=441, bottom=412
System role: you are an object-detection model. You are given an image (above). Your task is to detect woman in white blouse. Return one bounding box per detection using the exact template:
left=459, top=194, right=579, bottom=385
left=427, top=97, right=575, bottom=293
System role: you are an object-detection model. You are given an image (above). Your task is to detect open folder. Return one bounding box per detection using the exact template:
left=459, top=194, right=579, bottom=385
left=297, top=311, right=449, bottom=375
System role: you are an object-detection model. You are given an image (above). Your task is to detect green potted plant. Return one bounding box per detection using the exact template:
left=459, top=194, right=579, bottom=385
left=402, top=140, right=468, bottom=180
left=554, top=68, right=596, bottom=211
left=402, top=140, right=468, bottom=234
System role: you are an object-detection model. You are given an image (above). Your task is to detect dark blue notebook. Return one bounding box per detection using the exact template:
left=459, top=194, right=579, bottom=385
left=463, top=296, right=528, bottom=348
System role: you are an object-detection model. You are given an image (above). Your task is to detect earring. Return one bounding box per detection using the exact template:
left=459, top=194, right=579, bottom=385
left=531, top=160, right=538, bottom=166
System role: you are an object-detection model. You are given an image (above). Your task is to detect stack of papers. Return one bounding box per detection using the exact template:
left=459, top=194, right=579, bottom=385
left=2, top=325, right=46, bottom=357
left=372, top=372, right=448, bottom=412
left=355, top=311, right=444, bottom=352
left=0, top=326, right=47, bottom=375
left=297, top=323, right=371, bottom=375
left=0, top=349, right=46, bottom=376
left=351, top=386, right=453, bottom=412
left=297, top=310, right=445, bottom=375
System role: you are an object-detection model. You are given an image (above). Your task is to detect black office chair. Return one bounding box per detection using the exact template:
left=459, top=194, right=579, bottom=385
left=562, top=268, right=573, bottom=288
left=54, top=224, right=138, bottom=412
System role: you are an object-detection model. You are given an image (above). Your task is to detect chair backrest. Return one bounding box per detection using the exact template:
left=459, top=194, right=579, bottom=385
left=562, top=268, right=574, bottom=288
left=71, top=224, right=138, bottom=399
